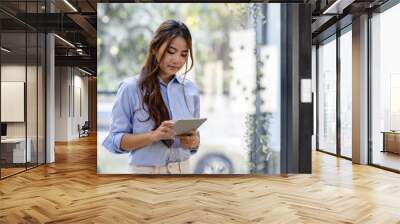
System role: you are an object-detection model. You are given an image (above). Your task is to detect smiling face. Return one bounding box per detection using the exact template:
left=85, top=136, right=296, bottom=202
left=155, top=36, right=189, bottom=79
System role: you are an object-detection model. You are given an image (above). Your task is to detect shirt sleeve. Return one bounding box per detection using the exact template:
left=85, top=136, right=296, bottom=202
left=102, top=81, right=135, bottom=154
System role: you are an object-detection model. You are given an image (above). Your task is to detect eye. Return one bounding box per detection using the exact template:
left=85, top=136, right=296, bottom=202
left=181, top=53, right=188, bottom=57
left=167, top=49, right=176, bottom=54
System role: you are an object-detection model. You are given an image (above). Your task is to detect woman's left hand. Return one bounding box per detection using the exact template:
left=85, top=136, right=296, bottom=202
left=178, top=130, right=199, bottom=149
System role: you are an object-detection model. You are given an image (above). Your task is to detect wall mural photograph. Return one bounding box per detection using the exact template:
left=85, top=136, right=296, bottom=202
left=96, top=2, right=313, bottom=175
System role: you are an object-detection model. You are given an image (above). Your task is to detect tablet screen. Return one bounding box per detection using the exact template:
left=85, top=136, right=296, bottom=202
left=173, top=118, right=207, bottom=135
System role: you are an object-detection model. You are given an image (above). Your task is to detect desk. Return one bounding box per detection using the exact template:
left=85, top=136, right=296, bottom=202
left=382, top=131, right=400, bottom=154
left=1, top=138, right=31, bottom=163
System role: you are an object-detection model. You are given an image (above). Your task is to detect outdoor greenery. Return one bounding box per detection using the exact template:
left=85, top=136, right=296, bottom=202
left=97, top=3, right=253, bottom=92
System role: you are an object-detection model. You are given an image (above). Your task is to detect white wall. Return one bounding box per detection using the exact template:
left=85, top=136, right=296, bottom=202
left=72, top=73, right=89, bottom=138
left=1, top=65, right=40, bottom=137
left=55, top=67, right=89, bottom=141
left=1, top=64, right=46, bottom=164
left=55, top=67, right=68, bottom=141
left=1, top=65, right=26, bottom=140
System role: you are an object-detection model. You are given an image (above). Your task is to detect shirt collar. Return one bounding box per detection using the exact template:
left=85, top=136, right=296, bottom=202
left=175, top=75, right=184, bottom=84
left=158, top=74, right=184, bottom=86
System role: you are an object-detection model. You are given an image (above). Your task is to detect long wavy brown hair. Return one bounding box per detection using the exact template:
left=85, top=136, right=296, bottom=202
left=138, top=20, right=194, bottom=147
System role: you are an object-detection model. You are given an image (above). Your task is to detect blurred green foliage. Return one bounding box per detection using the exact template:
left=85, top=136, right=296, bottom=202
left=97, top=3, right=252, bottom=91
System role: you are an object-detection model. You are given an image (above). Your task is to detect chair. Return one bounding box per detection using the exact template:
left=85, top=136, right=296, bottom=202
left=78, top=121, right=90, bottom=138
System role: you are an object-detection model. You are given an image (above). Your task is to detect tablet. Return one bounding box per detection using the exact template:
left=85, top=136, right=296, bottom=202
left=172, top=118, right=207, bottom=135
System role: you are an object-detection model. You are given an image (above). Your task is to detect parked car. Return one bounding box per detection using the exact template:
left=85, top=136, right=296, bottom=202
left=189, top=136, right=249, bottom=174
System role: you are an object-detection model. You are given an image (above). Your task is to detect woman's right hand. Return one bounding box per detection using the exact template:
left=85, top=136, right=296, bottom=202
left=150, top=120, right=176, bottom=142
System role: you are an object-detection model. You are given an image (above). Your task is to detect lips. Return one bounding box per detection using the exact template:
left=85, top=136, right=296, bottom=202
left=168, top=65, right=179, bottom=70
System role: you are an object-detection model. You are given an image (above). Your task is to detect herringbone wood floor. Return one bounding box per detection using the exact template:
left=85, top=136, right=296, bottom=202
left=1, top=134, right=400, bottom=224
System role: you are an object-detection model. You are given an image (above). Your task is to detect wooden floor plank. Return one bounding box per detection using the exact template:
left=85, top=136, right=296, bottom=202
left=0, top=134, right=400, bottom=223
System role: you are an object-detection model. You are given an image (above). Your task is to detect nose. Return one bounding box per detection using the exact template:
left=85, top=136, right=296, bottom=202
left=171, top=54, right=182, bottom=65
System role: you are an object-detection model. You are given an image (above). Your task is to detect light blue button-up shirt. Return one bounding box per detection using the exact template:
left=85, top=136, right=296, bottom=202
left=102, top=74, right=200, bottom=166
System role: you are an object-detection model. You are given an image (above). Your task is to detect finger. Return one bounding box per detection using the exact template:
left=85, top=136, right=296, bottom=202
left=180, top=132, right=194, bottom=137
left=183, top=140, right=195, bottom=148
left=179, top=136, right=190, bottom=141
left=186, top=136, right=196, bottom=140
left=162, top=120, right=175, bottom=127
left=161, top=133, right=174, bottom=140
left=181, top=138, right=195, bottom=147
left=190, top=140, right=198, bottom=147
left=189, top=130, right=197, bottom=136
left=160, top=127, right=168, bottom=133
left=181, top=141, right=190, bottom=147
left=181, top=139, right=188, bottom=144
left=183, top=138, right=191, bottom=144
left=165, top=129, right=176, bottom=138
left=162, top=125, right=174, bottom=131
left=166, top=128, right=176, bottom=136
left=161, top=126, right=174, bottom=134
left=168, top=131, right=176, bottom=138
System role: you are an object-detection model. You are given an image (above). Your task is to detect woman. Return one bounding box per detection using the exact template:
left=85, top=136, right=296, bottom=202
left=103, top=20, right=200, bottom=174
